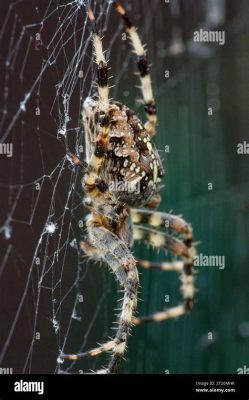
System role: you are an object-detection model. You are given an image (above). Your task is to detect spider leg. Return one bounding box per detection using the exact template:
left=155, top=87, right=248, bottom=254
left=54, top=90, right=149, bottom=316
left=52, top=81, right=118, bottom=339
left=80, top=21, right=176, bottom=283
left=62, top=340, right=116, bottom=360
left=68, top=10, right=119, bottom=210
left=137, top=259, right=184, bottom=271
left=62, top=222, right=139, bottom=374
left=133, top=305, right=186, bottom=324
left=88, top=9, right=110, bottom=174
left=113, top=1, right=157, bottom=137
left=89, top=224, right=138, bottom=374
left=131, top=209, right=196, bottom=325
left=131, top=208, right=191, bottom=235
left=67, top=152, right=115, bottom=207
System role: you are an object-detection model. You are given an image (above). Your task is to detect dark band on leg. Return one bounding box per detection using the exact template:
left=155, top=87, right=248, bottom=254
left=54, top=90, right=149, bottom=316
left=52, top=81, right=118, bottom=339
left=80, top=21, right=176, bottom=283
left=98, top=112, right=110, bottom=127
left=137, top=55, right=149, bottom=77
left=94, top=141, right=107, bottom=158
left=144, top=101, right=157, bottom=116
left=97, top=63, right=108, bottom=87
left=113, top=1, right=133, bottom=28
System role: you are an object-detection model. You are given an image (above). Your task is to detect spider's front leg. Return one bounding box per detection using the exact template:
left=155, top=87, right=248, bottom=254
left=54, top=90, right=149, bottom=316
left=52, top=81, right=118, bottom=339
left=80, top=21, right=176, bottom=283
left=131, top=208, right=197, bottom=325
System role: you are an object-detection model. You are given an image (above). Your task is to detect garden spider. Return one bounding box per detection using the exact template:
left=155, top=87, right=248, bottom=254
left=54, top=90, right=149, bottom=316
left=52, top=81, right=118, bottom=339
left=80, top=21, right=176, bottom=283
left=62, top=1, right=196, bottom=373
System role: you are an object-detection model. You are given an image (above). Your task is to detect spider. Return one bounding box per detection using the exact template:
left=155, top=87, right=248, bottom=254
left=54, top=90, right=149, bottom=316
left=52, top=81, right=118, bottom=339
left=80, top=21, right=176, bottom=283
left=62, top=1, right=196, bottom=374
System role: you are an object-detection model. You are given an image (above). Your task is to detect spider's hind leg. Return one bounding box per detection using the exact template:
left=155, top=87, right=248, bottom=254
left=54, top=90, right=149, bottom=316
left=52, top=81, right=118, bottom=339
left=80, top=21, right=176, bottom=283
left=88, top=224, right=139, bottom=374
left=62, top=222, right=139, bottom=374
left=131, top=209, right=197, bottom=325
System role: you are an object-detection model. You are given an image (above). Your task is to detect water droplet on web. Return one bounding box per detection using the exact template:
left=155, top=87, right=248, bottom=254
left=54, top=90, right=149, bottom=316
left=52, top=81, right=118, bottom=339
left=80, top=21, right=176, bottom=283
left=57, top=127, right=66, bottom=136
left=3, top=224, right=12, bottom=240
left=72, top=310, right=81, bottom=321
left=70, top=239, right=77, bottom=248
left=45, top=222, right=57, bottom=235
left=57, top=356, right=64, bottom=365
left=20, top=102, right=26, bottom=112
left=52, top=318, right=60, bottom=333
left=77, top=0, right=86, bottom=8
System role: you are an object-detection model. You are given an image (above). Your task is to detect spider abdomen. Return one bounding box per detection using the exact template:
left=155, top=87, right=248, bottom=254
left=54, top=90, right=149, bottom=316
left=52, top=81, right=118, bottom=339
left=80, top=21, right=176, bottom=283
left=103, top=102, right=163, bottom=206
left=83, top=99, right=163, bottom=207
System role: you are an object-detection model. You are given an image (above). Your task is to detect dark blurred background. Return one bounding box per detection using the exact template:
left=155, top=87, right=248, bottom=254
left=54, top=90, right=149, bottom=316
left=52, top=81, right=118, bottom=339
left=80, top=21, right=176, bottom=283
left=0, top=0, right=249, bottom=374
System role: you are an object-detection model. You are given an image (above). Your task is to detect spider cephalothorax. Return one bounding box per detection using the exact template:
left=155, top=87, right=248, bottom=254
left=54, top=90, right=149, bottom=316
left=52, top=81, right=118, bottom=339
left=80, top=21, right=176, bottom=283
left=62, top=2, right=197, bottom=374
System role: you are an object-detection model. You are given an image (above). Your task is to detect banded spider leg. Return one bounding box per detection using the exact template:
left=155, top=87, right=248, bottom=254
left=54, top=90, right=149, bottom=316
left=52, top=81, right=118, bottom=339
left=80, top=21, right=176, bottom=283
left=131, top=208, right=197, bottom=324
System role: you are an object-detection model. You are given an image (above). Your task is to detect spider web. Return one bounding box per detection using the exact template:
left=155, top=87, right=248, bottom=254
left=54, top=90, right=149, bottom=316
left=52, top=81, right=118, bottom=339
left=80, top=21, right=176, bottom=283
left=0, top=0, right=137, bottom=374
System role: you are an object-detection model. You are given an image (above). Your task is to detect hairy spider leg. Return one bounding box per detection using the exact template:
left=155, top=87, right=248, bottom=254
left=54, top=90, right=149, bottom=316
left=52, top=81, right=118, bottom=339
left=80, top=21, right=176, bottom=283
left=113, top=1, right=157, bottom=136
left=70, top=11, right=116, bottom=204
left=62, top=225, right=139, bottom=374
left=136, top=259, right=184, bottom=271
left=131, top=208, right=192, bottom=234
left=62, top=340, right=117, bottom=361
left=131, top=209, right=196, bottom=324
left=87, top=8, right=110, bottom=174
